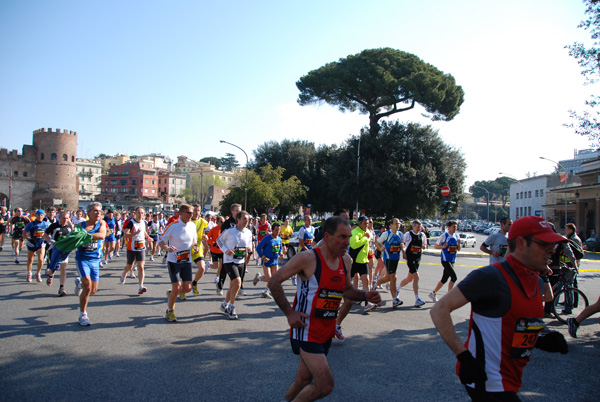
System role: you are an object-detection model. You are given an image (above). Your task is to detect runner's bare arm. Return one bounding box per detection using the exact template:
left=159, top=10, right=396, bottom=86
left=430, top=287, right=470, bottom=356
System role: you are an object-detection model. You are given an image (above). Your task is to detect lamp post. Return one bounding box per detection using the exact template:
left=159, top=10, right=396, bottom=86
left=355, top=135, right=361, bottom=220
left=540, top=156, right=568, bottom=228
left=471, top=185, right=490, bottom=222
left=220, top=140, right=248, bottom=211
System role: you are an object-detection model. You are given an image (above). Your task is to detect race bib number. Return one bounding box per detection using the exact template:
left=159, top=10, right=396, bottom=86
left=81, top=242, right=98, bottom=251
left=410, top=245, right=422, bottom=253
left=134, top=240, right=145, bottom=250
left=260, top=230, right=267, bottom=236
left=281, top=235, right=289, bottom=240
left=271, top=245, right=281, bottom=254
left=176, top=249, right=190, bottom=262
left=510, top=318, right=546, bottom=359
left=16, top=222, right=25, bottom=229
left=389, top=245, right=401, bottom=254
left=233, top=247, right=247, bottom=258
left=109, top=228, right=114, bottom=234
left=448, top=245, right=458, bottom=254
left=499, top=245, right=508, bottom=257
left=314, top=288, right=343, bottom=319
left=33, top=230, right=44, bottom=238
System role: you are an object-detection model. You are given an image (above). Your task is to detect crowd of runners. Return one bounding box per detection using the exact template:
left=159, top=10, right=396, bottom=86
left=1, top=203, right=599, bottom=401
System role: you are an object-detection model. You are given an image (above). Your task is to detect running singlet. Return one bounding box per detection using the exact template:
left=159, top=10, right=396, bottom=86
left=148, top=220, right=161, bottom=236
left=460, top=261, right=545, bottom=393
left=125, top=219, right=146, bottom=251
left=298, top=225, right=314, bottom=250
left=76, top=221, right=103, bottom=260
left=439, top=232, right=459, bottom=263
left=382, top=230, right=403, bottom=261
left=256, top=221, right=270, bottom=242
left=405, top=231, right=424, bottom=260
left=25, top=220, right=49, bottom=248
left=290, top=248, right=346, bottom=343
left=104, top=217, right=116, bottom=241
left=256, top=234, right=282, bottom=267
left=11, top=216, right=29, bottom=236
left=280, top=225, right=293, bottom=245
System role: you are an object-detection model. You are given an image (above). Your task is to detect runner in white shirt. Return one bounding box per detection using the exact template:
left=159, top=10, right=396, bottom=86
left=158, top=204, right=198, bottom=322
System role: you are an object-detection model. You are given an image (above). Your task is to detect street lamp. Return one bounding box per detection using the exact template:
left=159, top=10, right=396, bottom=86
left=471, top=185, right=490, bottom=222
left=220, top=140, right=248, bottom=211
left=355, top=135, right=361, bottom=219
left=540, top=156, right=568, bottom=228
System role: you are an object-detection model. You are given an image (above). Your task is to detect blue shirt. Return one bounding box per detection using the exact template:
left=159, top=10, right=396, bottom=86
left=76, top=221, right=103, bottom=260
left=24, top=220, right=49, bottom=248
left=256, top=234, right=283, bottom=267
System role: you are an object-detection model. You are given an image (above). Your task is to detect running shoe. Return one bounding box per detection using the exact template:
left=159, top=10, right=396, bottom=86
left=239, top=289, right=247, bottom=296
left=567, top=318, right=579, bottom=338
left=46, top=275, right=53, bottom=286
left=415, top=298, right=426, bottom=307
left=192, top=284, right=199, bottom=296
left=74, top=277, right=82, bottom=297
left=428, top=291, right=438, bottom=303
left=335, top=326, right=345, bottom=342
left=99, top=261, right=103, bottom=267
left=165, top=310, right=177, bottom=322
left=35, top=273, right=42, bottom=282
left=227, top=305, right=238, bottom=320
left=562, top=308, right=573, bottom=315
left=58, top=286, right=67, bottom=297
left=103, top=260, right=108, bottom=265
left=370, top=284, right=377, bottom=292
left=214, top=277, right=219, bottom=284
left=45, top=268, right=50, bottom=277
left=129, top=272, right=136, bottom=279
left=253, top=273, right=261, bottom=286
left=78, top=313, right=90, bottom=326
left=392, top=298, right=403, bottom=308
left=179, top=292, right=186, bottom=300
left=162, top=255, right=167, bottom=264
left=149, top=255, right=154, bottom=262
left=364, top=302, right=377, bottom=313
left=138, top=286, right=147, bottom=295
left=261, top=290, right=272, bottom=299
left=26, top=273, right=32, bottom=283
left=15, top=258, right=19, bottom=264
left=115, top=252, right=120, bottom=257
left=220, top=301, right=228, bottom=313
left=120, top=273, right=126, bottom=284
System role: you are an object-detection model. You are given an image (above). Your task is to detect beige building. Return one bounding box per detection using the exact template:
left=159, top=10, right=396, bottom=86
left=76, top=158, right=103, bottom=208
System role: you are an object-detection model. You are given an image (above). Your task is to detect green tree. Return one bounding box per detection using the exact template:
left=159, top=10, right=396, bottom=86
left=220, top=153, right=240, bottom=171
left=183, top=175, right=226, bottom=204
left=220, top=164, right=306, bottom=217
left=329, top=121, right=466, bottom=219
left=297, top=48, right=464, bottom=137
left=566, top=0, right=600, bottom=144
left=200, top=156, right=221, bottom=169
left=470, top=176, right=515, bottom=209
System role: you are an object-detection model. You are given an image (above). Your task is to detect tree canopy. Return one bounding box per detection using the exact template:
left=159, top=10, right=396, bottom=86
left=252, top=121, right=466, bottom=219
left=566, top=0, right=600, bottom=145
left=200, top=156, right=221, bottom=168
left=220, top=153, right=240, bottom=171
left=469, top=176, right=516, bottom=208
left=220, top=164, right=306, bottom=219
left=296, top=48, right=465, bottom=136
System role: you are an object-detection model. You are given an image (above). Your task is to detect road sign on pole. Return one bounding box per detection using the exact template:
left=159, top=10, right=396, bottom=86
left=441, top=186, right=450, bottom=197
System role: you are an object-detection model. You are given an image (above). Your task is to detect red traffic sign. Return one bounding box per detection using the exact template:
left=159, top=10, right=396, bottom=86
left=441, top=186, right=450, bottom=196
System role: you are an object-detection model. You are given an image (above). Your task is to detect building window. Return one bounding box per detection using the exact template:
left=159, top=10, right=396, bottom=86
left=152, top=189, right=155, bottom=193
left=62, top=154, right=68, bottom=161
left=145, top=179, right=149, bottom=184
left=111, top=180, right=118, bottom=185
left=120, top=179, right=127, bottom=185
left=51, top=153, right=57, bottom=161
left=23, top=172, right=27, bottom=177
left=528, top=206, right=532, bottom=216
left=40, top=153, right=45, bottom=160
left=540, top=189, right=544, bottom=196
left=152, top=180, right=155, bottom=185
left=71, top=156, right=75, bottom=162
left=13, top=171, right=18, bottom=177
left=132, top=179, right=137, bottom=185
left=516, top=193, right=519, bottom=200
left=111, top=188, right=118, bottom=193
left=535, top=190, right=539, bottom=197
left=528, top=191, right=532, bottom=198
left=144, top=188, right=148, bottom=193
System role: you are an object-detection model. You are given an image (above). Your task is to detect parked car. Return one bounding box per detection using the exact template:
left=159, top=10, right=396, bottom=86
left=427, top=230, right=443, bottom=246
left=459, top=233, right=477, bottom=248
left=585, top=237, right=600, bottom=252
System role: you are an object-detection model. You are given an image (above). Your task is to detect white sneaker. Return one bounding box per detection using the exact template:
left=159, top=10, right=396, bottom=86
left=150, top=255, right=154, bottom=261
left=239, top=289, right=247, bottom=296
left=220, top=301, right=228, bottom=313
left=261, top=290, right=272, bottom=299
left=74, top=277, right=82, bottom=297
left=415, top=297, right=426, bottom=307
left=392, top=298, right=403, bottom=308
left=78, top=313, right=90, bottom=326
left=253, top=273, right=261, bottom=286
left=227, top=305, right=238, bottom=320
left=120, top=273, right=126, bottom=284
left=428, top=291, right=438, bottom=303
left=364, top=302, right=377, bottom=313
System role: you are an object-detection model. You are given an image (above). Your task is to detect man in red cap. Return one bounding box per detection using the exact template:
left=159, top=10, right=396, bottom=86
left=430, top=216, right=569, bottom=400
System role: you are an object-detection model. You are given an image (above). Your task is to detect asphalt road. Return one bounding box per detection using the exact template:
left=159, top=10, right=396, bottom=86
left=0, top=242, right=598, bottom=402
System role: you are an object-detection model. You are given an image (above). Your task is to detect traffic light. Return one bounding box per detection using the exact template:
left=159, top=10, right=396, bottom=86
left=447, top=201, right=456, bottom=214
left=441, top=200, right=448, bottom=215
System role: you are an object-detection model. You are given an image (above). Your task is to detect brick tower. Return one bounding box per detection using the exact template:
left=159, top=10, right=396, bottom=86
left=31, top=128, right=78, bottom=210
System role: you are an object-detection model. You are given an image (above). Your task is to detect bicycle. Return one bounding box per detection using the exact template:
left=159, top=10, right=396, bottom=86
left=551, top=265, right=589, bottom=324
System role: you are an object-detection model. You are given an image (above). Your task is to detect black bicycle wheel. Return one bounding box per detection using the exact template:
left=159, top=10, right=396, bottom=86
left=552, top=288, right=589, bottom=324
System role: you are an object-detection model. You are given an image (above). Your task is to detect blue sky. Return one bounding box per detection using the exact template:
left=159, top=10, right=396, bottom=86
left=0, top=0, right=595, bottom=189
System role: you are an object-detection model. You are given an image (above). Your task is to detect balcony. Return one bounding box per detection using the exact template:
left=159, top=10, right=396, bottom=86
left=79, top=171, right=93, bottom=177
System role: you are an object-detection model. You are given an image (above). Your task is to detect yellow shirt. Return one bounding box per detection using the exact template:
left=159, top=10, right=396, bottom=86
left=280, top=225, right=293, bottom=245
left=191, top=217, right=208, bottom=259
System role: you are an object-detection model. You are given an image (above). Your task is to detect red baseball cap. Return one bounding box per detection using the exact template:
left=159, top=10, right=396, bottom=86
left=508, top=216, right=567, bottom=243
